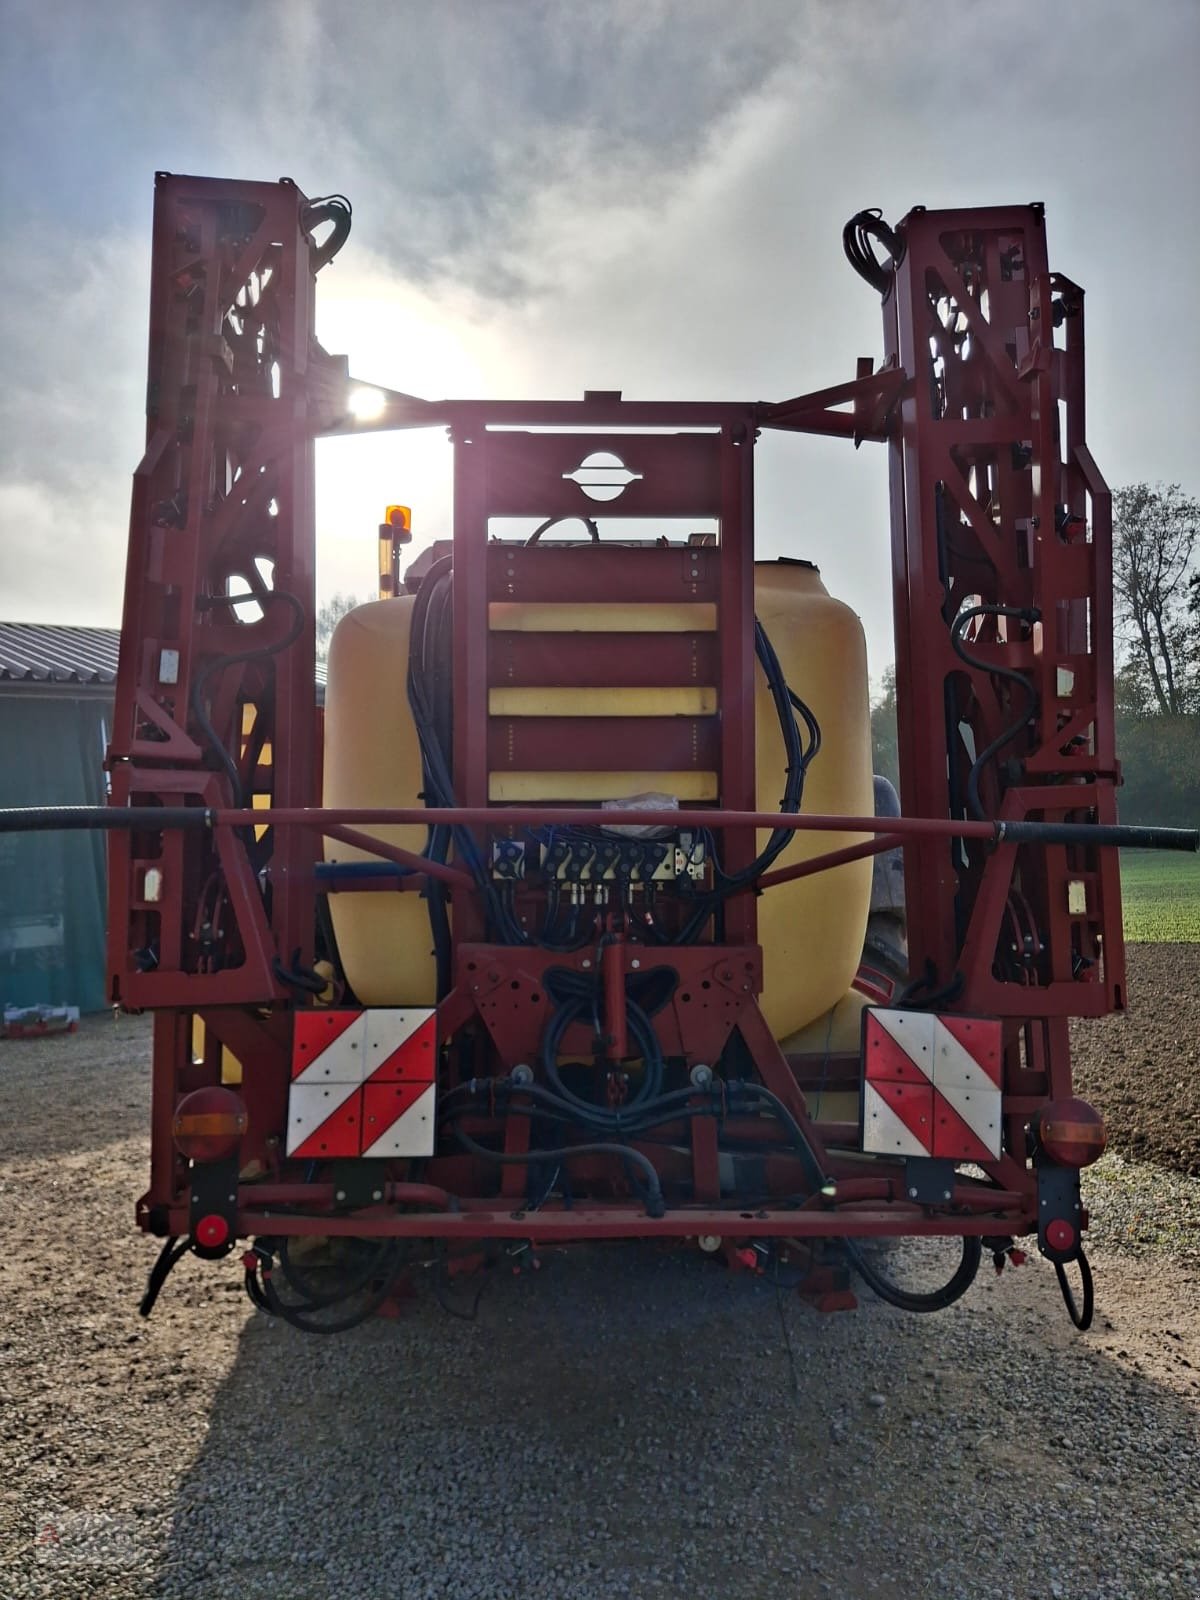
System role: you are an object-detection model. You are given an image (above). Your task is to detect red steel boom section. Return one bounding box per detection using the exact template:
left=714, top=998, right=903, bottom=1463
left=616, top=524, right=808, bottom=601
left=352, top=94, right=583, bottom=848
left=104, top=175, right=1129, bottom=1294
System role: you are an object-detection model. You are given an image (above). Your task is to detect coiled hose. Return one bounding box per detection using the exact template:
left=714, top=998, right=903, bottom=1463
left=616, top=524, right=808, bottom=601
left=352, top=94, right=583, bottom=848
left=844, top=1235, right=982, bottom=1313
left=249, top=1237, right=403, bottom=1334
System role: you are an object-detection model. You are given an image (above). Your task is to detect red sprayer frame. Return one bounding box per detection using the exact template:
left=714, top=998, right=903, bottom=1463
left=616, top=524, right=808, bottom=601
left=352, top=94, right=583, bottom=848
left=95, top=174, right=1164, bottom=1301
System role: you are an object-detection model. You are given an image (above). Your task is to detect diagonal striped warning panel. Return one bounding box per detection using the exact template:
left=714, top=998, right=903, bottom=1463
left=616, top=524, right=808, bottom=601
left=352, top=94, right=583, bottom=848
left=286, top=1009, right=436, bottom=1159
left=862, top=1008, right=1003, bottom=1162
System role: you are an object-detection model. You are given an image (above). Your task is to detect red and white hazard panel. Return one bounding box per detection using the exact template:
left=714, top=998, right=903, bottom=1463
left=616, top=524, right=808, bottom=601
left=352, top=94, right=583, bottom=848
left=286, top=1009, right=436, bottom=1160
left=862, top=1008, right=1003, bottom=1162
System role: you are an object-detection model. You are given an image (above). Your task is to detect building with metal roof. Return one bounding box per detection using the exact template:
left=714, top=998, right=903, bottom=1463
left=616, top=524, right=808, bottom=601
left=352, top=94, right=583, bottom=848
left=0, top=621, right=120, bottom=685
left=0, top=623, right=118, bottom=1014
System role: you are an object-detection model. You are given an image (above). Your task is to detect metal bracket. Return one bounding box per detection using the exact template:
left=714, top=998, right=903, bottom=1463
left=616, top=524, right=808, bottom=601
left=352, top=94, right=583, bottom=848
left=1037, top=1161, right=1084, bottom=1262
left=904, top=1157, right=956, bottom=1205
left=331, top=1159, right=389, bottom=1209
left=188, top=1158, right=239, bottom=1258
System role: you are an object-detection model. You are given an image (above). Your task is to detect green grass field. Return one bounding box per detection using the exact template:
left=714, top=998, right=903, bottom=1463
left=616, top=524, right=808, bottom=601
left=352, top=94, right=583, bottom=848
left=1120, top=849, right=1200, bottom=942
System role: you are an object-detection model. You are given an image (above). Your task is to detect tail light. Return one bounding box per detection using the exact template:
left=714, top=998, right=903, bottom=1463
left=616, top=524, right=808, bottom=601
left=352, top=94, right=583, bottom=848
left=194, top=1214, right=231, bottom=1249
left=172, top=1086, right=247, bottom=1161
left=1038, top=1097, right=1106, bottom=1167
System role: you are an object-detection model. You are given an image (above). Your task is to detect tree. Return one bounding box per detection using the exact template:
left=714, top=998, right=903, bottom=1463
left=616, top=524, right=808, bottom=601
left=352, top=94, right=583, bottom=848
left=316, top=592, right=361, bottom=665
left=1112, top=483, right=1199, bottom=715
left=870, top=665, right=899, bottom=791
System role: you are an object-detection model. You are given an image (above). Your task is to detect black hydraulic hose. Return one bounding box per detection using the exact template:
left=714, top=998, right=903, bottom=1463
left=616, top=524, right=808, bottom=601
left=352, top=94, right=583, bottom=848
left=787, top=686, right=821, bottom=763
left=277, top=1235, right=396, bottom=1309
left=540, top=991, right=665, bottom=1124
left=453, top=1125, right=666, bottom=1218
left=190, top=589, right=306, bottom=807
left=950, top=604, right=1040, bottom=821
left=301, top=194, right=352, bottom=272
left=0, top=806, right=216, bottom=833
left=244, top=1264, right=271, bottom=1312
left=896, top=963, right=965, bottom=1009
left=843, top=209, right=904, bottom=297
left=1055, top=1248, right=1094, bottom=1332
left=844, top=1234, right=982, bottom=1313
left=525, top=514, right=600, bottom=545
left=259, top=1240, right=402, bottom=1334
left=406, top=557, right=474, bottom=975
left=407, top=558, right=525, bottom=945
left=1, top=808, right=1194, bottom=853
left=315, top=860, right=412, bottom=881
left=426, top=824, right=453, bottom=998
left=138, top=1237, right=191, bottom=1318
left=443, top=1080, right=712, bottom=1143
left=723, top=1080, right=830, bottom=1188
left=673, top=616, right=821, bottom=942
left=712, top=620, right=811, bottom=889
left=995, top=822, right=1198, bottom=850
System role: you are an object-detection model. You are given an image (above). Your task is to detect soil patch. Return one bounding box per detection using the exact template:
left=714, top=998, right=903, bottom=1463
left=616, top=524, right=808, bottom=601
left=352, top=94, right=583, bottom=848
left=1072, top=942, right=1200, bottom=1177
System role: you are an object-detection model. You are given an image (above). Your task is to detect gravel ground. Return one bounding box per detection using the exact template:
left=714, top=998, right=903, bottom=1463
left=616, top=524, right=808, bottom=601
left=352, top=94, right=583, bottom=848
left=2, top=1014, right=1199, bottom=1600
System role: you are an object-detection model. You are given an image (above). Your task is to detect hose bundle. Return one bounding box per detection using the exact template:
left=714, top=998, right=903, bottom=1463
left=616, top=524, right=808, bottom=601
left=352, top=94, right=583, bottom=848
left=843, top=209, right=904, bottom=297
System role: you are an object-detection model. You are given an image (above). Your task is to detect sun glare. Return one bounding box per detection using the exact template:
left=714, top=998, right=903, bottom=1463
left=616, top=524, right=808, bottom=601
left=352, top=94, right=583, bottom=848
left=314, top=275, right=498, bottom=610
left=346, top=386, right=387, bottom=421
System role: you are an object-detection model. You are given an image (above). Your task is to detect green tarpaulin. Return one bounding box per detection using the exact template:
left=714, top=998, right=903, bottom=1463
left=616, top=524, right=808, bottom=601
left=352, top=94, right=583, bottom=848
left=0, top=694, right=111, bottom=1013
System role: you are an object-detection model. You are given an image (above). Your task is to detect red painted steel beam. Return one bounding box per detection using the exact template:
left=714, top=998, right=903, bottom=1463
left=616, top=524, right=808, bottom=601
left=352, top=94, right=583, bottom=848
left=237, top=1181, right=454, bottom=1208
left=210, top=1206, right=1036, bottom=1241
left=321, top=823, right=476, bottom=891
left=755, top=832, right=906, bottom=891
left=319, top=383, right=912, bottom=446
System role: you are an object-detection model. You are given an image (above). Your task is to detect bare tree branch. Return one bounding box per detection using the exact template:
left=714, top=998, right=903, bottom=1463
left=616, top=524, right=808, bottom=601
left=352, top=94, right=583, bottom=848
left=1112, top=483, right=1199, bottom=716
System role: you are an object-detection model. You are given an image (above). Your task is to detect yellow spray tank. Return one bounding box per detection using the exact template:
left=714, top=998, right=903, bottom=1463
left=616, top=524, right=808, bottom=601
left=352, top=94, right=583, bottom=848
left=323, top=556, right=874, bottom=1041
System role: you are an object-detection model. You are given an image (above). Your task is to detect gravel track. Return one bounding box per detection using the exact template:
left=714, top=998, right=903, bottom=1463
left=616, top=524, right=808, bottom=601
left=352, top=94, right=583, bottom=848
left=2, top=1015, right=1198, bottom=1600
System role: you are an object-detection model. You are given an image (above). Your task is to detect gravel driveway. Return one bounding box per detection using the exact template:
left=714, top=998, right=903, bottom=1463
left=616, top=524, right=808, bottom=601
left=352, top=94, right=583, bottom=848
left=2, top=1016, right=1198, bottom=1600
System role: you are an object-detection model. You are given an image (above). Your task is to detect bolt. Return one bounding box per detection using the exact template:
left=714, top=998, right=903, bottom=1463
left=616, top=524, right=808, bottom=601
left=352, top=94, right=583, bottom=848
left=943, top=1190, right=952, bottom=1201
left=582, top=959, right=592, bottom=969
left=630, top=958, right=641, bottom=969
left=372, top=1189, right=383, bottom=1202
left=908, top=1187, right=918, bottom=1199
left=335, top=1189, right=347, bottom=1202
left=690, top=1063, right=713, bottom=1089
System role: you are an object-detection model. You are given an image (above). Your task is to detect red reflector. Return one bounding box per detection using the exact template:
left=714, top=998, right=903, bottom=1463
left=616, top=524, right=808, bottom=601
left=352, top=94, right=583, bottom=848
left=1046, top=1218, right=1077, bottom=1253
left=195, top=1214, right=231, bottom=1249
left=172, top=1087, right=248, bottom=1161
left=1038, top=1097, right=1106, bottom=1167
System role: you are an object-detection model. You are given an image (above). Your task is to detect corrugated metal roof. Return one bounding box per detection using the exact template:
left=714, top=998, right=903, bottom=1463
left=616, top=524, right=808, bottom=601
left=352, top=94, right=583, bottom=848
left=0, top=622, right=121, bottom=685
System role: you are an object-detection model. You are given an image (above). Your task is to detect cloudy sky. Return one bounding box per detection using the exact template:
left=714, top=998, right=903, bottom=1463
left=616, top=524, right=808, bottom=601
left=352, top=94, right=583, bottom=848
left=1, top=0, right=1196, bottom=676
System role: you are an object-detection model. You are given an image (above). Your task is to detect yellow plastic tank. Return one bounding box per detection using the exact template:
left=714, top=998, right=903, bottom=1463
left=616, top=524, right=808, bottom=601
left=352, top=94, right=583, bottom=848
left=753, top=560, right=874, bottom=1038
left=323, top=598, right=437, bottom=1006
left=323, top=557, right=873, bottom=1037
